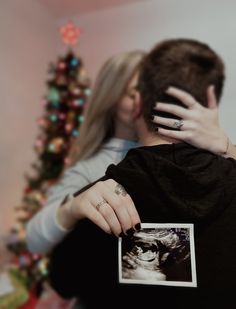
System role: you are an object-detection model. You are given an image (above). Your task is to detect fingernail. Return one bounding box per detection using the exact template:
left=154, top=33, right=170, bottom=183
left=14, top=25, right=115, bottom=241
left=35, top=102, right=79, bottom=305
left=135, top=223, right=141, bottom=231
left=154, top=126, right=159, bottom=132
left=150, top=115, right=154, bottom=120
left=126, top=228, right=135, bottom=236
left=119, top=232, right=126, bottom=238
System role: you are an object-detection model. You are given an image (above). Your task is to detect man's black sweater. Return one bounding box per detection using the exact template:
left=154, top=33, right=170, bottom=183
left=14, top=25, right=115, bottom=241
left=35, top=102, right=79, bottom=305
left=49, top=143, right=236, bottom=309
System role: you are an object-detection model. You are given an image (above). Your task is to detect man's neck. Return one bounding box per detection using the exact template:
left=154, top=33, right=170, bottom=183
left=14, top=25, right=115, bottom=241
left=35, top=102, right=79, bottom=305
left=141, top=133, right=179, bottom=147
left=134, top=117, right=181, bottom=146
left=137, top=122, right=180, bottom=146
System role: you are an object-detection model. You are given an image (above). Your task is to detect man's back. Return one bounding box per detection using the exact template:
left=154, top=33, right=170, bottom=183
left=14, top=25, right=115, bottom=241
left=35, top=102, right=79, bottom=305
left=50, top=144, right=236, bottom=308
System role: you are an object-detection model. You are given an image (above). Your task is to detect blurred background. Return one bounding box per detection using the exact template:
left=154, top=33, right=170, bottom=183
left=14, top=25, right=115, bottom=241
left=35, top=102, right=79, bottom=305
left=0, top=0, right=236, bottom=307
left=2, top=0, right=236, bottom=239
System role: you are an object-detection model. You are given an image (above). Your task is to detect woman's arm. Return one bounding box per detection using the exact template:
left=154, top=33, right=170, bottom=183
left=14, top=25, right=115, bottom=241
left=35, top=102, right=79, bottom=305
left=26, top=165, right=91, bottom=254
left=152, top=86, right=236, bottom=159
left=26, top=172, right=140, bottom=254
left=26, top=139, right=141, bottom=254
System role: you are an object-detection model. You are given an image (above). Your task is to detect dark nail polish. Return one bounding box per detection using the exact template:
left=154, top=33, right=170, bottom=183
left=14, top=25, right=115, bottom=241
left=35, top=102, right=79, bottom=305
left=119, top=232, right=125, bottom=238
left=154, top=126, right=159, bottom=132
left=150, top=115, right=154, bottom=121
left=135, top=223, right=141, bottom=231
left=126, top=228, right=135, bottom=236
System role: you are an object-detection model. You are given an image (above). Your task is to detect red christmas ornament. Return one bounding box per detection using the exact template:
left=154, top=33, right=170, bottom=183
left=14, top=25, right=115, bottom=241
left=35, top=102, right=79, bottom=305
left=60, top=22, right=81, bottom=46
left=24, top=187, right=32, bottom=194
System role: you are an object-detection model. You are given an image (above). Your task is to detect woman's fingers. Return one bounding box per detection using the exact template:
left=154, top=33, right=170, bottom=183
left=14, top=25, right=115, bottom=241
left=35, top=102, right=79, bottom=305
left=157, top=127, right=187, bottom=140
left=71, top=193, right=112, bottom=235
left=85, top=181, right=126, bottom=236
left=153, top=87, right=208, bottom=131
left=154, top=102, right=189, bottom=119
left=153, top=115, right=189, bottom=130
left=96, top=181, right=132, bottom=235
left=85, top=203, right=112, bottom=235
left=79, top=179, right=140, bottom=237
left=105, top=179, right=141, bottom=230
left=93, top=200, right=123, bottom=236
left=151, top=86, right=226, bottom=156
left=166, top=86, right=198, bottom=108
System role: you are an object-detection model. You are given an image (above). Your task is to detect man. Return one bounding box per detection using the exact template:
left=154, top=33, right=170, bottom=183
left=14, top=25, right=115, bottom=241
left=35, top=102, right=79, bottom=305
left=49, top=39, right=236, bottom=308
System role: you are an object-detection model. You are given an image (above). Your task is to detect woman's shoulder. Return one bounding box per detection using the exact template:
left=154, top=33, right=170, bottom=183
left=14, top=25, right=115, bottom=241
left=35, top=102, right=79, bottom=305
left=66, top=138, right=139, bottom=183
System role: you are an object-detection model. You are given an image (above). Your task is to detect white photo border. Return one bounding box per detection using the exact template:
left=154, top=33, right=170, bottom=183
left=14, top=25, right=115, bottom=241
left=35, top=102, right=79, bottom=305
left=118, top=223, right=197, bottom=287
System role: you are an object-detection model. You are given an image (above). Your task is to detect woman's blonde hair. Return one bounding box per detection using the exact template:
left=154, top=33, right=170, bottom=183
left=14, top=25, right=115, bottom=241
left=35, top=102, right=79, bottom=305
left=70, top=50, right=145, bottom=163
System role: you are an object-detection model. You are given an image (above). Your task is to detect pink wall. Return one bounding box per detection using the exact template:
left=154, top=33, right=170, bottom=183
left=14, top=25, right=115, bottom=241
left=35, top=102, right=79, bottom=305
left=0, top=0, right=57, bottom=235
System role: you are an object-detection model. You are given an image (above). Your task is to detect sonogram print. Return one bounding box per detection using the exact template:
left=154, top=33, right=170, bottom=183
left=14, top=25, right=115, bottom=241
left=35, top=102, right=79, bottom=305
left=119, top=223, right=197, bottom=287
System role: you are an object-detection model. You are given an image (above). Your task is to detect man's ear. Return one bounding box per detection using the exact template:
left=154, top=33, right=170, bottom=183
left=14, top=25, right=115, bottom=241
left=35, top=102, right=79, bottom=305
left=132, top=91, right=142, bottom=119
left=207, top=85, right=217, bottom=109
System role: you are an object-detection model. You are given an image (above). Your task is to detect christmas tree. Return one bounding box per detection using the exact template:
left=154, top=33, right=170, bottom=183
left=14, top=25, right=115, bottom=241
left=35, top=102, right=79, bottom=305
left=6, top=22, right=91, bottom=301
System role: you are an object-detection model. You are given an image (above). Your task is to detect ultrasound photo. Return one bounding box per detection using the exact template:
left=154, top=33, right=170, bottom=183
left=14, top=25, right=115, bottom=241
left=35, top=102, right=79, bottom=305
left=119, top=223, right=197, bottom=287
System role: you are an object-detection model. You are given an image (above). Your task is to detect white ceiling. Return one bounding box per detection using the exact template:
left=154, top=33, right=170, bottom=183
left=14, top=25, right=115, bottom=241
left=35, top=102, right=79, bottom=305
left=38, top=0, right=144, bottom=18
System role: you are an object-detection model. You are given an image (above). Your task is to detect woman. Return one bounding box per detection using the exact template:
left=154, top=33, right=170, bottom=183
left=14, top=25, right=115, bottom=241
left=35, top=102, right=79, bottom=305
left=26, top=50, right=145, bottom=253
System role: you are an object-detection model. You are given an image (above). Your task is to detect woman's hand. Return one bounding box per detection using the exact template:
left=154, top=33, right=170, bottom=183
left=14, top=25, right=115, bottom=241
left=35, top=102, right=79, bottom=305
left=57, top=179, right=141, bottom=237
left=152, top=86, right=229, bottom=155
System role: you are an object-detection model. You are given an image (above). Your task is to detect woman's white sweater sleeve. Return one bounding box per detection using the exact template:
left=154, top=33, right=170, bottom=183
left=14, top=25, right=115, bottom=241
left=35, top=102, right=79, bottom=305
left=26, top=200, right=69, bottom=254
left=26, top=165, right=90, bottom=254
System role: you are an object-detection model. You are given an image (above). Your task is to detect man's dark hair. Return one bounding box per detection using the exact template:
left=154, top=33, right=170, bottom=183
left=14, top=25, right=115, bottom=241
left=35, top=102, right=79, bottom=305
left=138, top=38, right=225, bottom=132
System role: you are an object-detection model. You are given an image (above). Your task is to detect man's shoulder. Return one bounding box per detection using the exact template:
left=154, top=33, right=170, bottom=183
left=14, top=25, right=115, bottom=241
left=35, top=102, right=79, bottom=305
left=104, top=145, right=161, bottom=181
left=110, top=144, right=168, bottom=167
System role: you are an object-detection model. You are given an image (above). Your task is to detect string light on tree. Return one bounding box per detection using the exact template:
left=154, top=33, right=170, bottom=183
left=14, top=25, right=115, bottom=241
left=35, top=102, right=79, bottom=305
left=47, top=137, right=65, bottom=154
